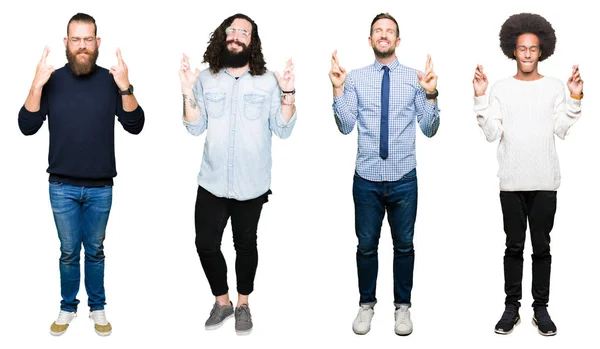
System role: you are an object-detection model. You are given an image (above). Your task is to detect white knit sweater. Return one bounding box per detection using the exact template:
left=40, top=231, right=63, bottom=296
left=474, top=76, right=581, bottom=191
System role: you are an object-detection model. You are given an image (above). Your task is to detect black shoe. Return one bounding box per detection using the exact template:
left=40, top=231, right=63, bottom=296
left=495, top=306, right=520, bottom=334
left=533, top=307, right=557, bottom=336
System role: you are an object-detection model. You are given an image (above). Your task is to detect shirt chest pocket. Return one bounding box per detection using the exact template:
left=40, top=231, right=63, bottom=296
left=205, top=92, right=226, bottom=119
left=243, top=94, right=267, bottom=120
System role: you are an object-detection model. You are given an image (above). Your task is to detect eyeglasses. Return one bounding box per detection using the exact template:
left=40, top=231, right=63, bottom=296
left=69, top=36, right=96, bottom=46
left=516, top=45, right=539, bottom=54
left=225, top=27, right=250, bottom=38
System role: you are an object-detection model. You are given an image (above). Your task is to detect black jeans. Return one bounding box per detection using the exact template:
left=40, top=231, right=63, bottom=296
left=194, top=186, right=269, bottom=296
left=500, top=191, right=557, bottom=308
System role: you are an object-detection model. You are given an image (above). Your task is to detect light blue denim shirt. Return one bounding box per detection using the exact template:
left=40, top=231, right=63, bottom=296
left=184, top=68, right=297, bottom=200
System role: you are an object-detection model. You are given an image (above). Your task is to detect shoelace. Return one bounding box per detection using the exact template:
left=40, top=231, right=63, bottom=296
left=236, top=306, right=251, bottom=323
left=396, top=307, right=409, bottom=323
left=91, top=311, right=107, bottom=325
left=57, top=311, right=74, bottom=323
left=358, top=307, right=372, bottom=322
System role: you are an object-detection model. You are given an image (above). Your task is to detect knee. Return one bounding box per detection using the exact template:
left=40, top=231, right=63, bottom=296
left=505, top=239, right=525, bottom=256
left=60, top=244, right=81, bottom=264
left=532, top=243, right=551, bottom=259
left=394, top=240, right=414, bottom=255
left=357, top=240, right=378, bottom=257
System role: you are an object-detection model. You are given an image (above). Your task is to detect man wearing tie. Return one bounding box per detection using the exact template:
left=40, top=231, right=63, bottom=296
left=329, top=12, right=440, bottom=336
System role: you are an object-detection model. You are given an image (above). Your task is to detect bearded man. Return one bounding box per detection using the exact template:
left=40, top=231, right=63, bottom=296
left=179, top=13, right=296, bottom=335
left=18, top=12, right=144, bottom=337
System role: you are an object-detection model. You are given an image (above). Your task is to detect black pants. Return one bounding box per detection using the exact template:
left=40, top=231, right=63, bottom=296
left=500, top=191, right=557, bottom=308
left=194, top=186, right=269, bottom=296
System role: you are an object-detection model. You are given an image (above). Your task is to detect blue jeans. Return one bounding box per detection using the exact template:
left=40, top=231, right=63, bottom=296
left=353, top=169, right=418, bottom=307
left=49, top=182, right=112, bottom=312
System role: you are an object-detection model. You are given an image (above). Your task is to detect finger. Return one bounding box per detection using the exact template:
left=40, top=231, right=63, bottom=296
left=332, top=50, right=340, bottom=65
left=41, top=46, right=50, bottom=63
left=116, top=48, right=124, bottom=65
left=416, top=72, right=423, bottom=81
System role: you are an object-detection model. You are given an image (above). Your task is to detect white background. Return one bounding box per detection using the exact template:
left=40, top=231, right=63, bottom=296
left=0, top=0, right=597, bottom=348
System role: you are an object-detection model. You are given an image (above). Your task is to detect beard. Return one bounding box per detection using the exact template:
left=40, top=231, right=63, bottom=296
left=220, top=40, right=250, bottom=68
left=372, top=46, right=395, bottom=59
left=66, top=47, right=99, bottom=76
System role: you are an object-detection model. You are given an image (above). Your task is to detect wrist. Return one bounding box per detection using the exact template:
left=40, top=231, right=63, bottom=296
left=333, top=86, right=344, bottom=97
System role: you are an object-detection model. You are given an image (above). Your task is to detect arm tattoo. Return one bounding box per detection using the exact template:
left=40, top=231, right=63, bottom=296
left=182, top=94, right=187, bottom=118
left=188, top=97, right=198, bottom=109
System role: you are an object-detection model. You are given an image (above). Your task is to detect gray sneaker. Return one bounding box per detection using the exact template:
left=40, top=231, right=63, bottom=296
left=235, top=304, right=253, bottom=335
left=205, top=302, right=234, bottom=330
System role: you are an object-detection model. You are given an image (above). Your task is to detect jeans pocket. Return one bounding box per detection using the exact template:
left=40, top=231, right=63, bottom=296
left=402, top=168, right=417, bottom=181
left=205, top=92, right=226, bottom=119
left=243, top=94, right=266, bottom=120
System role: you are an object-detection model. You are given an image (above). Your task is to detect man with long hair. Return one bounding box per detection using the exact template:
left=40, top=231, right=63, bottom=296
left=179, top=13, right=296, bottom=335
left=329, top=13, right=440, bottom=336
left=473, top=13, right=583, bottom=336
left=18, top=12, right=144, bottom=337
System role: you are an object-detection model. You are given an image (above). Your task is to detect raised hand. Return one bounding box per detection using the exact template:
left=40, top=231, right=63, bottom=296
left=109, top=48, right=130, bottom=91
left=416, top=54, right=437, bottom=93
left=180, top=54, right=200, bottom=91
left=32, top=46, right=55, bottom=90
left=275, top=58, right=295, bottom=92
left=567, top=64, right=583, bottom=96
left=473, top=64, right=488, bottom=97
left=329, top=50, right=347, bottom=88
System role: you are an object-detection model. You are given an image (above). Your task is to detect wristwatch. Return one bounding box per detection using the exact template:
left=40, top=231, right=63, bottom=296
left=425, top=89, right=438, bottom=99
left=119, top=84, right=134, bottom=95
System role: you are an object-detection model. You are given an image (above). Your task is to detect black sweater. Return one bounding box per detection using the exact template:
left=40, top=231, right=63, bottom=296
left=18, top=64, right=145, bottom=186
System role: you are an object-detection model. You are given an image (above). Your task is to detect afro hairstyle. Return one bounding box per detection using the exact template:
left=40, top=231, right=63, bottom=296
left=499, top=13, right=556, bottom=61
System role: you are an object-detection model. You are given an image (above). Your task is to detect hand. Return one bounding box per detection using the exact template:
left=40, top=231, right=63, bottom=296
left=180, top=53, right=200, bottom=92
left=32, top=46, right=55, bottom=90
left=275, top=58, right=295, bottom=92
left=416, top=54, right=437, bottom=93
left=473, top=64, right=488, bottom=97
left=329, top=50, right=347, bottom=88
left=109, top=48, right=130, bottom=91
left=567, top=64, right=583, bottom=95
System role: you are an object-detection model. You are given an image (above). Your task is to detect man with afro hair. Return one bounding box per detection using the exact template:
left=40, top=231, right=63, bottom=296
left=473, top=13, right=583, bottom=337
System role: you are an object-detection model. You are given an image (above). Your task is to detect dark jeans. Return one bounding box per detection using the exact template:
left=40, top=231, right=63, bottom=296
left=353, top=169, right=418, bottom=306
left=500, top=190, right=557, bottom=308
left=194, top=185, right=269, bottom=296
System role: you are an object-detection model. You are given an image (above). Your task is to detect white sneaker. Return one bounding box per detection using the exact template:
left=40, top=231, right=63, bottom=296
left=50, top=310, right=77, bottom=336
left=352, top=305, right=374, bottom=335
left=394, top=304, right=413, bottom=336
left=89, top=310, right=112, bottom=336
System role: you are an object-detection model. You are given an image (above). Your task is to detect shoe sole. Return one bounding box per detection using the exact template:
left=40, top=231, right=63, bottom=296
left=50, top=330, right=67, bottom=336
left=532, top=318, right=556, bottom=336
left=94, top=329, right=112, bottom=337
left=205, top=313, right=234, bottom=330
left=353, top=327, right=370, bottom=335
left=395, top=330, right=412, bottom=336
left=235, top=328, right=253, bottom=336
left=494, top=318, right=521, bottom=335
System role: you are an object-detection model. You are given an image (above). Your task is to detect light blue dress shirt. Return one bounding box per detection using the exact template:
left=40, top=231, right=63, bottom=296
left=184, top=69, right=297, bottom=200
left=333, top=58, right=440, bottom=182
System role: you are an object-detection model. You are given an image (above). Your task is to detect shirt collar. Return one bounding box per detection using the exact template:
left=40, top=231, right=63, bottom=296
left=373, top=58, right=399, bottom=72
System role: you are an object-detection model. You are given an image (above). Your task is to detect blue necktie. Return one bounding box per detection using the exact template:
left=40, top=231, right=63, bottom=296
left=380, top=66, right=390, bottom=160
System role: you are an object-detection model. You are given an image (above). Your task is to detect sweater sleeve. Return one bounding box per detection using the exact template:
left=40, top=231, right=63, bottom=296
left=18, top=89, right=48, bottom=136
left=553, top=84, right=581, bottom=140
left=474, top=85, right=503, bottom=142
left=116, top=98, right=145, bottom=135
